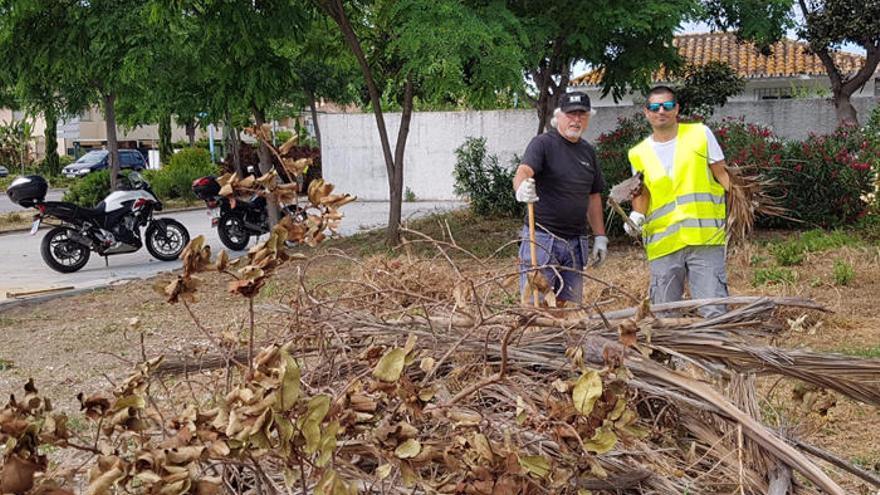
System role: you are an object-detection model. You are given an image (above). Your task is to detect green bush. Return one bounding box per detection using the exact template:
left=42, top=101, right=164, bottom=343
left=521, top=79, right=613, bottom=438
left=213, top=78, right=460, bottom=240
left=777, top=125, right=878, bottom=227
left=63, top=170, right=111, bottom=207
left=146, top=148, right=218, bottom=201
left=453, top=137, right=522, bottom=217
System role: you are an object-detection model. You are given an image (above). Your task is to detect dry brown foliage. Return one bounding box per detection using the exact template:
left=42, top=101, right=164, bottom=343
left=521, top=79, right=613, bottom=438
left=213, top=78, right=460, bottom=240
left=2, top=232, right=879, bottom=494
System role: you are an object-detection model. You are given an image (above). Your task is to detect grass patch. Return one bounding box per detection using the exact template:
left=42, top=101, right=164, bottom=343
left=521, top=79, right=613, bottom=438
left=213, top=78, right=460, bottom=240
left=799, top=229, right=860, bottom=252
left=836, top=346, right=880, bottom=359
left=0, top=358, right=13, bottom=371
left=753, top=267, right=796, bottom=286
left=832, top=258, right=855, bottom=286
left=335, top=209, right=521, bottom=259
left=769, top=242, right=804, bottom=266
left=766, top=229, right=861, bottom=267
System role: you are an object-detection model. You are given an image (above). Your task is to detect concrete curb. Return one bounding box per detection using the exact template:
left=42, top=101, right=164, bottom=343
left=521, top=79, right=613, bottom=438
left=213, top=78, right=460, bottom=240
left=0, top=286, right=103, bottom=313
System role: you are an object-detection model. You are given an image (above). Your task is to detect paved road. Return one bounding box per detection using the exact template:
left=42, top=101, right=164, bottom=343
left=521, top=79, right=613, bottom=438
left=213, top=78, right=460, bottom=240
left=0, top=189, right=65, bottom=213
left=0, top=201, right=463, bottom=302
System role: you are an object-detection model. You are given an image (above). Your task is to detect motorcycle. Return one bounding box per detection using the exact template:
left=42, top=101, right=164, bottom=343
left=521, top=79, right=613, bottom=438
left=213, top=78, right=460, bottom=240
left=7, top=173, right=190, bottom=273
left=191, top=175, right=304, bottom=251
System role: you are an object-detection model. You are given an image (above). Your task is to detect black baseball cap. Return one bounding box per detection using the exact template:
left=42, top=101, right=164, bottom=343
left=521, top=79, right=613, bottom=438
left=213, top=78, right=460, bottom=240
left=558, top=91, right=593, bottom=113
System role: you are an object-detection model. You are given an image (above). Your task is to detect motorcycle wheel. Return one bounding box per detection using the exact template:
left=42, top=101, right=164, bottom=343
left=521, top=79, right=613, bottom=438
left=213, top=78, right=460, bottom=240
left=217, top=214, right=250, bottom=251
left=40, top=227, right=91, bottom=273
left=145, top=219, right=190, bottom=261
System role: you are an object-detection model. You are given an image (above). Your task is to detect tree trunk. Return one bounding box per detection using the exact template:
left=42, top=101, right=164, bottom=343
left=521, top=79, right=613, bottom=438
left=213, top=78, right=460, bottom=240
left=798, top=0, right=880, bottom=127
left=387, top=79, right=414, bottom=246
left=103, top=93, right=120, bottom=191
left=185, top=121, right=196, bottom=147
left=43, top=106, right=60, bottom=176
left=307, top=89, right=322, bottom=150
left=532, top=37, right=568, bottom=135
left=318, top=0, right=402, bottom=246
left=224, top=112, right=244, bottom=177
left=533, top=67, right=551, bottom=135
left=159, top=112, right=173, bottom=165
left=832, top=93, right=859, bottom=126
left=253, top=105, right=279, bottom=226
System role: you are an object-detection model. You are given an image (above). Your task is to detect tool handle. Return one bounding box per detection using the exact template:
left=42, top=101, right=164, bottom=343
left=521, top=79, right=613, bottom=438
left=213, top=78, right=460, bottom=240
left=527, top=203, right=539, bottom=307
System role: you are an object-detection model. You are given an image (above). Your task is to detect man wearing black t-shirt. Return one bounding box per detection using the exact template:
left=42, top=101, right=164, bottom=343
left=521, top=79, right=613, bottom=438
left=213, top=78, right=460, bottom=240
left=513, top=91, right=608, bottom=306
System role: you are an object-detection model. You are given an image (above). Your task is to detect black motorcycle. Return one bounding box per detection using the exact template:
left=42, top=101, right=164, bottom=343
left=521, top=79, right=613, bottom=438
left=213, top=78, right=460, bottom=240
left=7, top=173, right=190, bottom=273
left=191, top=175, right=304, bottom=251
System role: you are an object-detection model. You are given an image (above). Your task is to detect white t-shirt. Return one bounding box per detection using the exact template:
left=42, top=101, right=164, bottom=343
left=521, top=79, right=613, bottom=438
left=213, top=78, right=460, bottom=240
left=632, top=125, right=725, bottom=180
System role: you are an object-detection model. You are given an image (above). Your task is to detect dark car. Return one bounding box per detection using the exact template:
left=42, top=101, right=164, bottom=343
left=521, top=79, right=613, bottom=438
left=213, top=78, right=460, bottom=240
left=0, top=165, right=8, bottom=178
left=62, top=150, right=147, bottom=178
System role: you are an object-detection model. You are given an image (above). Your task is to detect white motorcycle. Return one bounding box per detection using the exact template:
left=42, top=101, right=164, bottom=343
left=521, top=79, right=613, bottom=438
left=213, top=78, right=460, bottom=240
left=7, top=173, right=190, bottom=273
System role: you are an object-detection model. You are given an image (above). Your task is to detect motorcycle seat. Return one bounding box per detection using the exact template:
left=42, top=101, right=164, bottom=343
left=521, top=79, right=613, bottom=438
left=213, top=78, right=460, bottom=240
left=42, top=201, right=107, bottom=222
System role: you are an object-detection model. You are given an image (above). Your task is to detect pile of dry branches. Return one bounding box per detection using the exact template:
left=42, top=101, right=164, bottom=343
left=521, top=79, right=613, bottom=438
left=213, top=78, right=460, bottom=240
left=3, top=231, right=879, bottom=495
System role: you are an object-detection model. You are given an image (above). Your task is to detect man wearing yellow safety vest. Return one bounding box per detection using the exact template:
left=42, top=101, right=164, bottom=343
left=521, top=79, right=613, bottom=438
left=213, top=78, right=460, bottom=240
left=625, top=86, right=731, bottom=317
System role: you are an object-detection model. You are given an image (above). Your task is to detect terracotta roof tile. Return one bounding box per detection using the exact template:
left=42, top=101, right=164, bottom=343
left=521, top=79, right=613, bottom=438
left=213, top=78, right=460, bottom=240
left=571, top=31, right=870, bottom=86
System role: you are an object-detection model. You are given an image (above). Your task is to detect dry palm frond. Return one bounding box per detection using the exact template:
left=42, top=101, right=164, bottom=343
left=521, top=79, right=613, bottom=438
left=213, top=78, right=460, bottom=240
left=726, top=164, right=796, bottom=244
left=143, top=229, right=880, bottom=494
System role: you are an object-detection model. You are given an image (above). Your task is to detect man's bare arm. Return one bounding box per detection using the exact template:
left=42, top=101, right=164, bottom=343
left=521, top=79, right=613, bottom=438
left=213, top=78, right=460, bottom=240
left=709, top=160, right=730, bottom=191
left=588, top=193, right=606, bottom=236
left=632, top=187, right=650, bottom=214
left=513, top=164, right=535, bottom=191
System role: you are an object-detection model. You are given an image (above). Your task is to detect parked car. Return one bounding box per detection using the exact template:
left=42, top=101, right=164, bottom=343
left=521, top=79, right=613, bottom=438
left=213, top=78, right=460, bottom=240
left=62, top=150, right=147, bottom=178
left=0, top=165, right=8, bottom=178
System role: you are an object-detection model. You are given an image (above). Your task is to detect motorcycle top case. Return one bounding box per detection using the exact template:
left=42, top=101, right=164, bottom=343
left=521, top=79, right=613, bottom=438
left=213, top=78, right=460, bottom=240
left=6, top=175, right=48, bottom=207
left=191, top=176, right=220, bottom=200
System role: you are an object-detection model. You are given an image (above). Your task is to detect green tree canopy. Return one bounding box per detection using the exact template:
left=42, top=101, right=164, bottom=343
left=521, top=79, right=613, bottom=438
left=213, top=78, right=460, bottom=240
left=795, top=0, right=880, bottom=125
left=1, top=0, right=154, bottom=189
left=315, top=0, right=526, bottom=245
left=675, top=61, right=746, bottom=116
left=513, top=0, right=793, bottom=133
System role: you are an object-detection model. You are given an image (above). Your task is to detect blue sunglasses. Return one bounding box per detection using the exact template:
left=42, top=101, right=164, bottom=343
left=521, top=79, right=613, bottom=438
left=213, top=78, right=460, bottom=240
left=646, top=101, right=676, bottom=112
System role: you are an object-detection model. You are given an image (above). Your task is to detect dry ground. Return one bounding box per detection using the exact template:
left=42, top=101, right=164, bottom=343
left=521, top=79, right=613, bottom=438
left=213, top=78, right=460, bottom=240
left=0, top=210, right=878, bottom=490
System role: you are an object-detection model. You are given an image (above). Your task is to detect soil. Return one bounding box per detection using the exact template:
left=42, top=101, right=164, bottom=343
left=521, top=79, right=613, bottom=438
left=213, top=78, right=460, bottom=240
left=0, top=214, right=878, bottom=491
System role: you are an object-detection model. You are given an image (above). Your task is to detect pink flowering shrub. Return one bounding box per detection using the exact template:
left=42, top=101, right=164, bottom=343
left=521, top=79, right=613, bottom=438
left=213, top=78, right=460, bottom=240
left=777, top=123, right=879, bottom=227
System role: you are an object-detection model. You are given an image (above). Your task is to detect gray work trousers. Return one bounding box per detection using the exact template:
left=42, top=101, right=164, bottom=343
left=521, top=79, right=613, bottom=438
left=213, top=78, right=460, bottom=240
left=649, top=245, right=728, bottom=318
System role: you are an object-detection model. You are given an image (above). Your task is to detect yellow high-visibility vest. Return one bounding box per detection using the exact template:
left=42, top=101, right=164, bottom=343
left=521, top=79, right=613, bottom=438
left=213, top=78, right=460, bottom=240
left=628, top=123, right=726, bottom=261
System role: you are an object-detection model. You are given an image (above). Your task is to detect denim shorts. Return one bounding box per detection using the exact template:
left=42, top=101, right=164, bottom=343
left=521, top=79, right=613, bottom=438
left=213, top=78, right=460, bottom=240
left=518, top=226, right=590, bottom=304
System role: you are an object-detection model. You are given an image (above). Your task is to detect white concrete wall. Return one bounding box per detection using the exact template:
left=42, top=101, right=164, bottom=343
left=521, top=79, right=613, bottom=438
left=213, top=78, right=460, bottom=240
left=319, top=97, right=880, bottom=201
left=319, top=110, right=541, bottom=201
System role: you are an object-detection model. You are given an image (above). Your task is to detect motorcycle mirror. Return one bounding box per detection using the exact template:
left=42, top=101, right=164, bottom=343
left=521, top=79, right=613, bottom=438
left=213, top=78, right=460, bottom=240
left=128, top=171, right=144, bottom=185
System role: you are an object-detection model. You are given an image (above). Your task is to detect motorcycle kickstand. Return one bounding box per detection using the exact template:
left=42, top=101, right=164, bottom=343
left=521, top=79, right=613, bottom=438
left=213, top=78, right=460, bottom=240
left=104, top=256, right=109, bottom=267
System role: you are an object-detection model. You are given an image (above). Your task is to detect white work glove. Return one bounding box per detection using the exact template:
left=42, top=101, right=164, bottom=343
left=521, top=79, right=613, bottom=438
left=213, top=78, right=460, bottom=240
left=515, top=178, right=539, bottom=203
left=591, top=235, right=608, bottom=267
left=624, top=211, right=646, bottom=236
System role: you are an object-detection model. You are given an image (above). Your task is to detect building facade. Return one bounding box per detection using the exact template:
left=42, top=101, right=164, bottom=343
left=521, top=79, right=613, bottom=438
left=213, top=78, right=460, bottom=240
left=571, top=32, right=877, bottom=107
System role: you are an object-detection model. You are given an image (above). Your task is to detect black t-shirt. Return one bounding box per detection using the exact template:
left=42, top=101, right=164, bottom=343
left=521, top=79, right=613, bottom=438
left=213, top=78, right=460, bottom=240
left=521, top=129, right=605, bottom=238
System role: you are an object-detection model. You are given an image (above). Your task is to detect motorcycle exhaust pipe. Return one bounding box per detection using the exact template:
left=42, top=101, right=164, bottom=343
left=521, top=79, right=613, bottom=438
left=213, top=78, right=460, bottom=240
left=68, top=230, right=97, bottom=250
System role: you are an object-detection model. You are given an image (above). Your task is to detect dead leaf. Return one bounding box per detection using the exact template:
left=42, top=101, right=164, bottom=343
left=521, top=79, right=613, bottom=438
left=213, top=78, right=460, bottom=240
left=572, top=370, right=603, bottom=416
left=373, top=348, right=406, bottom=382
left=394, top=438, right=422, bottom=459
left=518, top=455, right=550, bottom=478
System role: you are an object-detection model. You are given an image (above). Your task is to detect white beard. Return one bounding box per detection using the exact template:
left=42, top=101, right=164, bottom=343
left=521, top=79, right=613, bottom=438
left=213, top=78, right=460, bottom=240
left=562, top=127, right=584, bottom=140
